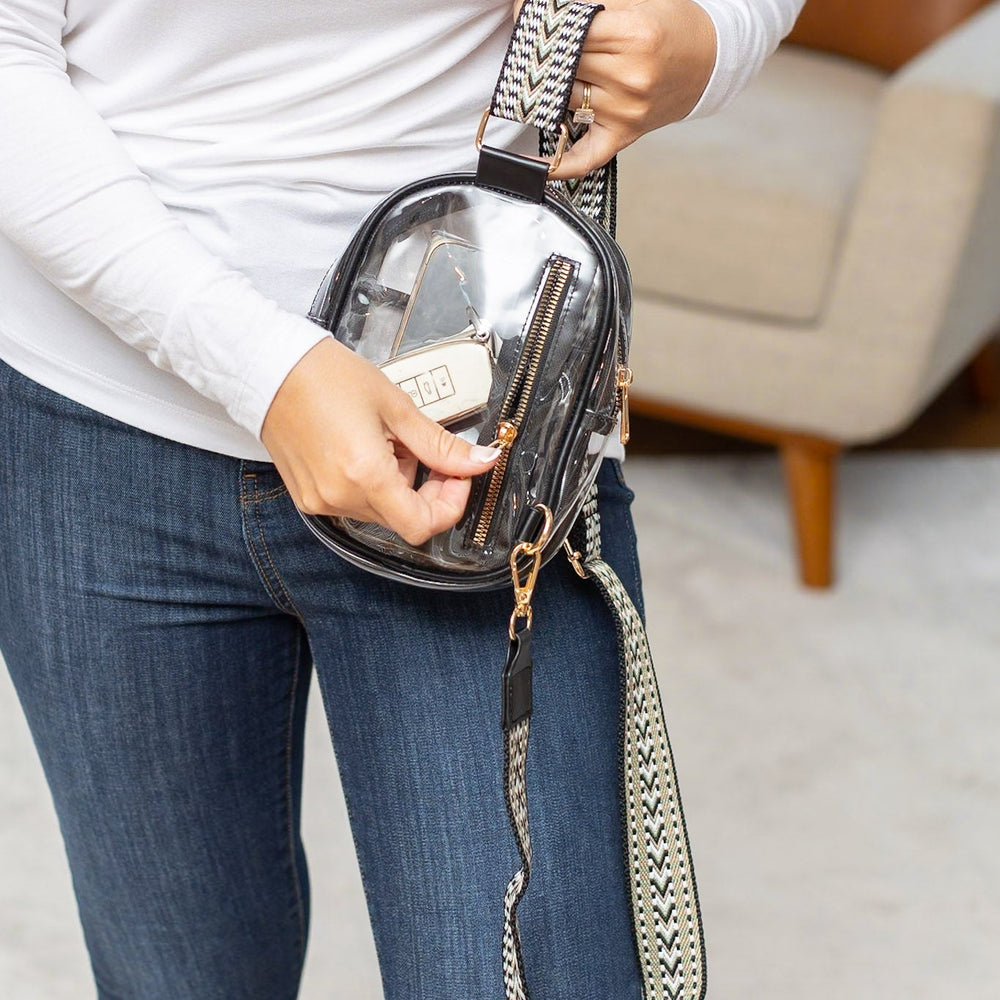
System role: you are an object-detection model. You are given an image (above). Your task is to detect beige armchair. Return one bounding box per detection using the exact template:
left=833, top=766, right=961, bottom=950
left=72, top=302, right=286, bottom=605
left=617, top=0, right=1000, bottom=586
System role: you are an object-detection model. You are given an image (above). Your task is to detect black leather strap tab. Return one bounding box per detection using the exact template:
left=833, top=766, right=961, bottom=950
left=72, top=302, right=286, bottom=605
left=501, top=627, right=534, bottom=729
left=476, top=145, right=549, bottom=203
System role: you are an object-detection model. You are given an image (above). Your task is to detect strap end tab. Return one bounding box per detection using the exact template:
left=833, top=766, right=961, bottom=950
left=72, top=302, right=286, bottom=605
left=476, top=145, right=549, bottom=203
left=501, top=627, right=534, bottom=729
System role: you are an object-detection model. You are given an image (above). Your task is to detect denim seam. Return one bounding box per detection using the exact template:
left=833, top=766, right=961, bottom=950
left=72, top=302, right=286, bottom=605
left=252, top=484, right=290, bottom=503
left=239, top=467, right=304, bottom=622
left=253, top=508, right=304, bottom=620
left=237, top=466, right=308, bottom=989
left=282, top=627, right=308, bottom=974
left=244, top=512, right=294, bottom=616
left=331, top=752, right=391, bottom=985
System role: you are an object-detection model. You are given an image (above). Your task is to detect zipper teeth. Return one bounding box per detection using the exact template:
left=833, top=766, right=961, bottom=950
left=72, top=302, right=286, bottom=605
left=473, top=448, right=512, bottom=547
left=506, top=261, right=573, bottom=426
left=472, top=258, right=575, bottom=548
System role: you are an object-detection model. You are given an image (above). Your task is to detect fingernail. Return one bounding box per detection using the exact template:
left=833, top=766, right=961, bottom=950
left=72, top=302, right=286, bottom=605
left=470, top=445, right=502, bottom=463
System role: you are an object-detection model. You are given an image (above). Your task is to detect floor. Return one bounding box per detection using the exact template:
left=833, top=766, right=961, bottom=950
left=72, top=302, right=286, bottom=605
left=2, top=451, right=999, bottom=999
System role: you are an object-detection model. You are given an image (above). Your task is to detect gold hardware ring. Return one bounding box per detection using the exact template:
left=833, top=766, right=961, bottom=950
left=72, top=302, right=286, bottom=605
left=572, top=81, right=595, bottom=126
left=476, top=109, right=570, bottom=175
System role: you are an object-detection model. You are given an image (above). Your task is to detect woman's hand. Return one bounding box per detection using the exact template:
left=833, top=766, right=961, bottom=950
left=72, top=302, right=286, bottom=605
left=517, top=0, right=718, bottom=180
left=261, top=338, right=500, bottom=545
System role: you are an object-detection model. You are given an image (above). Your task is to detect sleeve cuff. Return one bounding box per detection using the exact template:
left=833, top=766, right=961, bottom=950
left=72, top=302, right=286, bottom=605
left=682, top=0, right=727, bottom=120
left=229, top=313, right=330, bottom=441
left=683, top=0, right=804, bottom=121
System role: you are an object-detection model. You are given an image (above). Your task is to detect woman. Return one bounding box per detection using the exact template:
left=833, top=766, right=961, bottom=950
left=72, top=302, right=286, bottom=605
left=0, top=1, right=803, bottom=997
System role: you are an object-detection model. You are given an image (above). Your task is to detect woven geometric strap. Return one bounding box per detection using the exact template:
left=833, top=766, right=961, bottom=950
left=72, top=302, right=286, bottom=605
left=501, top=715, right=532, bottom=1000
left=489, top=0, right=615, bottom=231
left=574, top=487, right=708, bottom=1000
left=500, top=484, right=707, bottom=1000
left=492, top=2, right=705, bottom=997
left=491, top=0, right=600, bottom=132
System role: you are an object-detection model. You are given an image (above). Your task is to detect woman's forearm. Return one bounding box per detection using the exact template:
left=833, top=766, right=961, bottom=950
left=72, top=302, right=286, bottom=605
left=0, top=0, right=325, bottom=438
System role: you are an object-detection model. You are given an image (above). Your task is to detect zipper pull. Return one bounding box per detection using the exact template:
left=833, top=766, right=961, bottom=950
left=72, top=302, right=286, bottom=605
left=490, top=420, right=519, bottom=450
left=616, top=366, right=634, bottom=446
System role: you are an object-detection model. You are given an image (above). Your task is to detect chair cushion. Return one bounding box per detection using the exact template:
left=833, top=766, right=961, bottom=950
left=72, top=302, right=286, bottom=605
left=787, top=0, right=992, bottom=72
left=617, top=47, right=886, bottom=324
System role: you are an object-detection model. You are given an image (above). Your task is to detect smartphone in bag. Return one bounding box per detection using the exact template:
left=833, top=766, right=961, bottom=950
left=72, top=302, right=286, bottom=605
left=379, top=235, right=495, bottom=426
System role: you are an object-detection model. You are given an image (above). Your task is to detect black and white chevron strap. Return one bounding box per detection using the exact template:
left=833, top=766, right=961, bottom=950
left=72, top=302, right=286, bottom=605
left=490, top=0, right=615, bottom=229
left=490, top=3, right=705, bottom=997
left=491, top=0, right=602, bottom=134
left=574, top=486, right=708, bottom=1000
left=502, top=714, right=532, bottom=1000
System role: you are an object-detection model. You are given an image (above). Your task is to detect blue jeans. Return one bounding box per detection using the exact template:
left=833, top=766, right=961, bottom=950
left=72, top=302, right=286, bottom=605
left=0, top=360, right=644, bottom=1000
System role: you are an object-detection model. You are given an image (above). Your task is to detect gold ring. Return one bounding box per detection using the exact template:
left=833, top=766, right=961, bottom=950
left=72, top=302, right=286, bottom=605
left=572, top=81, right=595, bottom=126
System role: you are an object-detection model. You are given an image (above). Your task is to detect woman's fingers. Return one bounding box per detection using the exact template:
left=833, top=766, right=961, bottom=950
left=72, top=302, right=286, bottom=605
left=575, top=8, right=637, bottom=54
left=549, top=123, right=627, bottom=180
left=368, top=470, right=474, bottom=547
left=261, top=338, right=498, bottom=545
left=548, top=74, right=639, bottom=180
left=542, top=0, right=717, bottom=179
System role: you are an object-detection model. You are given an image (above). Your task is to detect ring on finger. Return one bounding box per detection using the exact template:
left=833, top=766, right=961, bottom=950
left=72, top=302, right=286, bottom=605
left=572, top=81, right=595, bottom=126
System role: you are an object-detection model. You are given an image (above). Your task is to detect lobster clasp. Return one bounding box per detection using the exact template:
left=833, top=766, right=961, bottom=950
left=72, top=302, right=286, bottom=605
left=508, top=504, right=554, bottom=638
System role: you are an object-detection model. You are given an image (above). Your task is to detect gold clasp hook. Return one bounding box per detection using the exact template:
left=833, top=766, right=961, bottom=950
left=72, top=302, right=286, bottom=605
left=508, top=504, right=554, bottom=638
left=562, top=539, right=588, bottom=579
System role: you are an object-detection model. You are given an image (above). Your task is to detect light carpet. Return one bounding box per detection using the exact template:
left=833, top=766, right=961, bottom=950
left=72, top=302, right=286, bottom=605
left=2, top=451, right=998, bottom=999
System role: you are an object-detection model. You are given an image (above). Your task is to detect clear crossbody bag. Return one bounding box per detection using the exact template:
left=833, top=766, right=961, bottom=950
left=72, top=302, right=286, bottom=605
left=304, top=170, right=631, bottom=588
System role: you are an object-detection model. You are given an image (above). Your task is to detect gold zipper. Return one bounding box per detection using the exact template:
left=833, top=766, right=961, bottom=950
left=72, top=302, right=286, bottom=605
left=472, top=256, right=576, bottom=548
left=616, top=365, right=633, bottom=445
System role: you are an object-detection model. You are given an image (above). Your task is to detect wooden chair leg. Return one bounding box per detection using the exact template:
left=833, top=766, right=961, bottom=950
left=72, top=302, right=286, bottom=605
left=967, top=338, right=1000, bottom=408
left=780, top=438, right=841, bottom=589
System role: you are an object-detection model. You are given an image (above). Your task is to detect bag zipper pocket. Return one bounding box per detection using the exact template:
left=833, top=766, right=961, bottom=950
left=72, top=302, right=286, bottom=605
left=472, top=254, right=578, bottom=549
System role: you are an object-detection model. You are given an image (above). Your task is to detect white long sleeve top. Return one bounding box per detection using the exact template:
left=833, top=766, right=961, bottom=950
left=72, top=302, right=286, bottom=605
left=0, top=0, right=804, bottom=461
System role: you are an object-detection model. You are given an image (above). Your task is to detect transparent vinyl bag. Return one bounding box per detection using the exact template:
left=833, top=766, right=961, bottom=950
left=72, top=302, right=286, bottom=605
left=304, top=174, right=631, bottom=590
